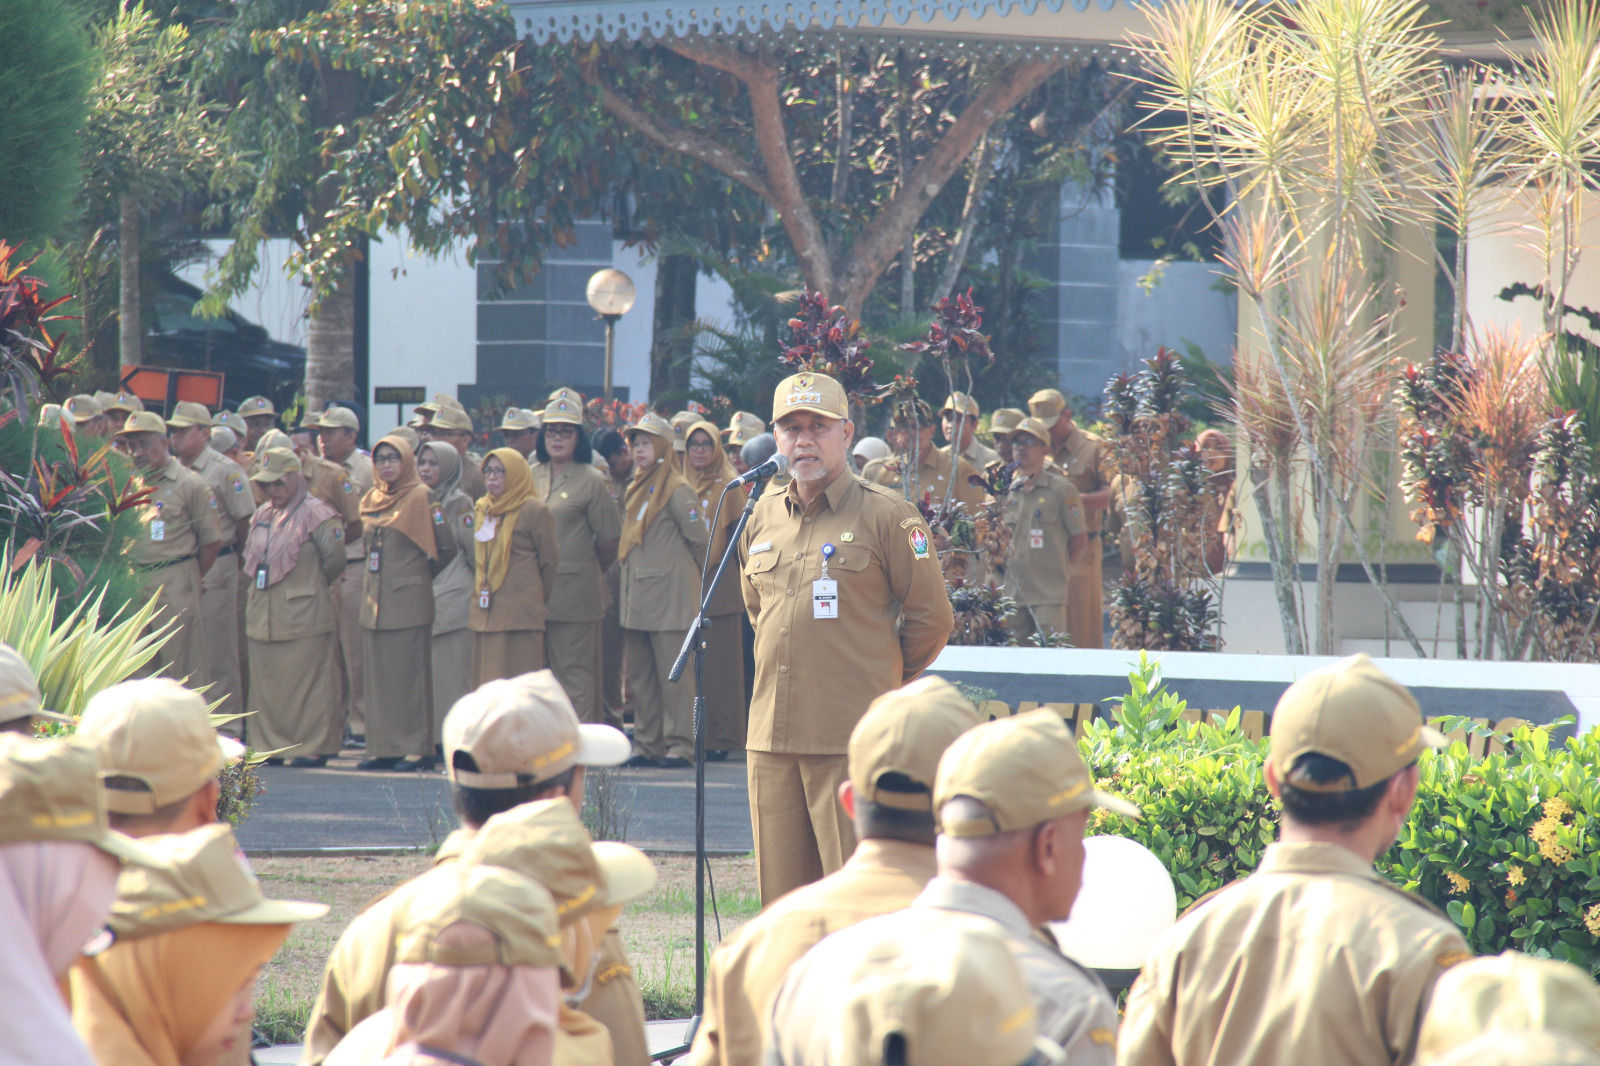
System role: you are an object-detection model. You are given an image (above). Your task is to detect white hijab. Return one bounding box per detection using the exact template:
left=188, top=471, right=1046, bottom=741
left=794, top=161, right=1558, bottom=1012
left=0, top=840, right=121, bottom=1066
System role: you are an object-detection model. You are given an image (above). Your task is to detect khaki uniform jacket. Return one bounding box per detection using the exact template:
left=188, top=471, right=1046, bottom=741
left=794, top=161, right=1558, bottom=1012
left=189, top=446, right=255, bottom=544
left=460, top=453, right=487, bottom=501
left=361, top=519, right=455, bottom=631
left=961, top=438, right=1000, bottom=471
left=341, top=450, right=376, bottom=560
left=860, top=447, right=985, bottom=511
left=468, top=498, right=560, bottom=632
left=619, top=484, right=708, bottom=632
left=1003, top=469, right=1087, bottom=608
left=738, top=473, right=953, bottom=756
left=688, top=839, right=936, bottom=1066
left=244, top=516, right=346, bottom=642
left=431, top=489, right=476, bottom=635
left=131, top=456, right=222, bottom=567
left=1117, top=842, right=1472, bottom=1066
left=534, top=463, right=623, bottom=624
left=1053, top=427, right=1110, bottom=533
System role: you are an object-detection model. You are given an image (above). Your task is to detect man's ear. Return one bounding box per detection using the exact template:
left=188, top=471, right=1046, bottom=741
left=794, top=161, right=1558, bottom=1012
left=1031, top=819, right=1057, bottom=874
left=1264, top=759, right=1283, bottom=800
left=1387, top=763, right=1421, bottom=816
left=842, top=419, right=856, bottom=449
left=837, top=779, right=857, bottom=819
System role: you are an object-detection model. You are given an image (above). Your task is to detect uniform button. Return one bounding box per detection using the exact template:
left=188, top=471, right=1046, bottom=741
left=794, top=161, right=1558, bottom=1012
left=779, top=665, right=789, bottom=674
left=780, top=627, right=789, bottom=635
left=804, top=517, right=812, bottom=524
left=786, top=588, right=795, bottom=596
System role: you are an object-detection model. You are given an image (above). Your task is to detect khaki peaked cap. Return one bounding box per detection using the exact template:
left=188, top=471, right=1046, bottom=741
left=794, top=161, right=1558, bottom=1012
left=393, top=861, right=564, bottom=969
left=77, top=678, right=244, bottom=815
left=442, top=670, right=630, bottom=790
left=0, top=734, right=161, bottom=865
left=849, top=676, right=981, bottom=812
left=773, top=372, right=848, bottom=422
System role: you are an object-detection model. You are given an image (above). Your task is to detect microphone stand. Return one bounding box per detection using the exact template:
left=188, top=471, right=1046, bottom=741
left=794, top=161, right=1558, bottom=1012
left=660, top=467, right=771, bottom=1060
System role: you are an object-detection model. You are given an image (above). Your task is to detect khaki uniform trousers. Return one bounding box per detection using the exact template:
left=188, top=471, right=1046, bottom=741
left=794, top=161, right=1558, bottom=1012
left=430, top=627, right=471, bottom=745
left=547, top=621, right=602, bottom=725
left=625, top=629, right=693, bottom=761
left=201, top=552, right=244, bottom=725
left=471, top=629, right=545, bottom=687
left=1011, top=601, right=1069, bottom=644
left=137, top=559, right=208, bottom=686
left=600, top=562, right=625, bottom=729
left=747, top=751, right=856, bottom=905
left=1066, top=548, right=1104, bottom=649
left=338, top=557, right=367, bottom=736
left=364, top=625, right=432, bottom=759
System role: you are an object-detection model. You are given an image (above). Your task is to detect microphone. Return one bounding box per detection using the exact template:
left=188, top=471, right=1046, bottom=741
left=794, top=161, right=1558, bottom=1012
left=728, top=453, right=789, bottom=487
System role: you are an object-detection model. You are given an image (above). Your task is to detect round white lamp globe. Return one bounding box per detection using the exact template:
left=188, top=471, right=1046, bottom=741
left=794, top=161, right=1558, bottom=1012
left=1049, top=835, right=1178, bottom=971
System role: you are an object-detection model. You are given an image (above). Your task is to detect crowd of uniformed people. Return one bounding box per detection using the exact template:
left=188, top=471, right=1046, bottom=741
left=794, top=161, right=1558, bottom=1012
left=9, top=374, right=1598, bottom=1066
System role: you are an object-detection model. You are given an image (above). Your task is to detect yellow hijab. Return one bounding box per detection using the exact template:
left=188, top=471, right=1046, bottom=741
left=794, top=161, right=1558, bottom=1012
left=683, top=420, right=747, bottom=564
left=474, top=447, right=538, bottom=593
left=71, top=922, right=289, bottom=1066
left=619, top=429, right=690, bottom=563
left=361, top=435, right=440, bottom=560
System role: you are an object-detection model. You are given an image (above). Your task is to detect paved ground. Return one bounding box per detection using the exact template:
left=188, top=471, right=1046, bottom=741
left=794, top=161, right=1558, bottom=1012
left=236, top=748, right=753, bottom=854
left=257, top=1019, right=696, bottom=1064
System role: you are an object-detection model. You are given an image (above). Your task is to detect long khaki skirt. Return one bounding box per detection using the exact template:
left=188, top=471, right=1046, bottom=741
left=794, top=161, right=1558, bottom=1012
left=364, top=625, right=433, bottom=758
left=546, top=620, right=601, bottom=724
left=431, top=626, right=472, bottom=744
left=471, top=629, right=545, bottom=687
left=246, top=634, right=343, bottom=757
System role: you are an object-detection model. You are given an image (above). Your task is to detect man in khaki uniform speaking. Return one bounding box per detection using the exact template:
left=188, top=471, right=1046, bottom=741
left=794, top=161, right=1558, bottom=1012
left=862, top=399, right=986, bottom=512
left=740, top=372, right=954, bottom=905
left=1118, top=654, right=1471, bottom=1066
left=1028, top=389, right=1110, bottom=648
left=689, top=675, right=980, bottom=1066
left=1001, top=417, right=1087, bottom=643
left=116, top=410, right=223, bottom=685
left=314, top=406, right=375, bottom=742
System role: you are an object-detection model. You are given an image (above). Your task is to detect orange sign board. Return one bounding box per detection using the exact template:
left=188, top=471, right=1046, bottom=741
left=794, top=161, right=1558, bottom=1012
left=119, top=366, right=225, bottom=411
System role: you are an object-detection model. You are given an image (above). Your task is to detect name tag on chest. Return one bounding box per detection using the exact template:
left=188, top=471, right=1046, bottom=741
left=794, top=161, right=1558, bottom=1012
left=812, top=579, right=838, bottom=619
left=1029, top=529, right=1044, bottom=550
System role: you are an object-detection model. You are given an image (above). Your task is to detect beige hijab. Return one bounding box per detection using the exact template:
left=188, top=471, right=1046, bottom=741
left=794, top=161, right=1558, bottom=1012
left=682, top=420, right=747, bottom=566
left=243, top=470, right=339, bottom=588
left=361, top=436, right=439, bottom=560
left=619, top=428, right=689, bottom=563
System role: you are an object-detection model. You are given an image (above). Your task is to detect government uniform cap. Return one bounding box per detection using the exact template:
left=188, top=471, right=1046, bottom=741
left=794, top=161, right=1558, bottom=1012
left=390, top=425, right=422, bottom=452
left=1418, top=951, right=1600, bottom=1064
left=108, top=822, right=328, bottom=937
left=93, top=390, right=120, bottom=411
left=217, top=410, right=248, bottom=437
left=315, top=406, right=360, bottom=431
left=429, top=405, right=474, bottom=432
left=0, top=642, right=72, bottom=726
left=1027, top=389, right=1068, bottom=429
left=850, top=676, right=982, bottom=812
left=116, top=410, right=168, bottom=437
left=935, top=708, right=1140, bottom=837
left=66, top=394, right=103, bottom=423
left=669, top=411, right=699, bottom=452
left=1008, top=417, right=1052, bottom=447
left=256, top=428, right=293, bottom=455
left=0, top=734, right=163, bottom=866
left=771, top=911, right=1041, bottom=1066
left=393, top=863, right=564, bottom=969
left=1269, top=653, right=1445, bottom=792
left=543, top=388, right=585, bottom=426
left=497, top=407, right=539, bottom=432
left=463, top=797, right=658, bottom=922
left=940, top=393, right=980, bottom=419
left=443, top=670, right=631, bottom=791
left=77, top=678, right=245, bottom=816
left=210, top=426, right=238, bottom=453
left=165, top=400, right=213, bottom=429
left=37, top=403, right=65, bottom=428
left=104, top=391, right=146, bottom=416
left=625, top=413, right=674, bottom=444
left=722, top=411, right=765, bottom=447
left=250, top=447, right=302, bottom=483
left=773, top=372, right=849, bottom=421
left=419, top=392, right=465, bottom=415
left=890, top=399, right=936, bottom=428
left=1426, top=1031, right=1600, bottom=1066
left=239, top=396, right=276, bottom=418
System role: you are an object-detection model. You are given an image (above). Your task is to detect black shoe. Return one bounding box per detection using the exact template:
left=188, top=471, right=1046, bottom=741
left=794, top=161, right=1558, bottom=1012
left=346, top=734, right=367, bottom=749
left=287, top=756, right=328, bottom=769
left=623, top=754, right=655, bottom=769
left=705, top=750, right=729, bottom=762
left=355, top=757, right=406, bottom=771
left=263, top=757, right=286, bottom=767
left=657, top=756, right=692, bottom=769
left=413, top=755, right=439, bottom=772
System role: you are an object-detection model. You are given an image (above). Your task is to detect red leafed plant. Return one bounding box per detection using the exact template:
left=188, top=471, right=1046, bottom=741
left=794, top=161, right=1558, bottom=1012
left=585, top=398, right=651, bottom=431
left=0, top=241, right=82, bottom=415
left=778, top=289, right=876, bottom=405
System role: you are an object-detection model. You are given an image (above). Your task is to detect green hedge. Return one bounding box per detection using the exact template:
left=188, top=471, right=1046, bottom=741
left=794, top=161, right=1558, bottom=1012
left=1080, top=654, right=1600, bottom=977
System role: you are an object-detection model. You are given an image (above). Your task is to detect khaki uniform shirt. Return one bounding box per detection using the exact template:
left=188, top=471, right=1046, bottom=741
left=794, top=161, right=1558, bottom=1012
left=1003, top=469, right=1087, bottom=608
left=1118, top=842, right=1472, bottom=1066
left=738, top=473, right=953, bottom=756
left=132, top=457, right=222, bottom=567
left=468, top=498, right=560, bottom=632
left=962, top=437, right=1000, bottom=471
left=689, top=839, right=937, bottom=1066
left=534, top=463, right=622, bottom=624
left=189, top=446, right=254, bottom=545
left=460, top=452, right=487, bottom=501
left=341, top=450, right=376, bottom=560
left=1053, top=427, right=1110, bottom=534
left=361, top=519, right=454, bottom=630
left=861, top=447, right=986, bottom=511
left=619, top=484, right=708, bottom=632
left=244, top=515, right=345, bottom=642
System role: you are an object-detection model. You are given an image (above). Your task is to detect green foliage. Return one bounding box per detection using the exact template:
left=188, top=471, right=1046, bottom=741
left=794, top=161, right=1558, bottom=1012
left=1083, top=654, right=1600, bottom=974
left=0, top=0, right=95, bottom=243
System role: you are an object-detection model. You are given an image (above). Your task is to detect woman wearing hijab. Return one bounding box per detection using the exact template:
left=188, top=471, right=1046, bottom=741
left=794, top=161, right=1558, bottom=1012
left=418, top=441, right=475, bottom=755
left=618, top=414, right=709, bottom=768
left=469, top=447, right=560, bottom=685
left=531, top=388, right=622, bottom=725
left=682, top=420, right=749, bottom=760
left=242, top=448, right=347, bottom=767
left=360, top=435, right=457, bottom=771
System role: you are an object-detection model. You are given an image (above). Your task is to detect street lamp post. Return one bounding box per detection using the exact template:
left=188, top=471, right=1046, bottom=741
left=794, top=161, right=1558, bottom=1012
left=586, top=268, right=637, bottom=402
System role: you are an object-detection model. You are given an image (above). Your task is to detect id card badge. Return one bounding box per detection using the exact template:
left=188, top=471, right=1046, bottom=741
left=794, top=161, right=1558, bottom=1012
left=479, top=587, right=492, bottom=610
left=368, top=547, right=381, bottom=572
left=812, top=579, right=838, bottom=619
left=255, top=563, right=268, bottom=589
left=150, top=502, right=165, bottom=542
left=1029, top=528, right=1044, bottom=550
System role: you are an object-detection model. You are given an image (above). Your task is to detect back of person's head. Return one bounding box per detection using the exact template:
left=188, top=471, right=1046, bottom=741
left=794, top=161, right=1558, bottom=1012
left=1416, top=952, right=1600, bottom=1065
left=1267, top=653, right=1444, bottom=829
left=847, top=677, right=982, bottom=844
left=741, top=432, right=777, bottom=469
left=0, top=641, right=71, bottom=735
left=442, top=671, right=630, bottom=827
left=1425, top=1031, right=1600, bottom=1066
left=593, top=428, right=626, bottom=460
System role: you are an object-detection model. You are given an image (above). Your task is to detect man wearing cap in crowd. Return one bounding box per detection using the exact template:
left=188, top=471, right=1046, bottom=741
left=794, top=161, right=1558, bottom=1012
left=1119, top=654, right=1471, bottom=1066
left=424, top=402, right=487, bottom=501
left=312, top=405, right=375, bottom=744
left=722, top=411, right=765, bottom=476
left=690, top=676, right=981, bottom=1066
left=1000, top=416, right=1087, bottom=643
left=217, top=408, right=250, bottom=448
left=1027, top=389, right=1110, bottom=648
left=117, top=410, right=223, bottom=685
left=669, top=410, right=700, bottom=467
left=0, top=641, right=76, bottom=735
left=103, top=389, right=146, bottom=425
left=988, top=408, right=1025, bottom=468
left=76, top=677, right=244, bottom=838
left=304, top=671, right=651, bottom=1066
left=169, top=401, right=255, bottom=720
left=499, top=406, right=542, bottom=461
left=740, top=371, right=953, bottom=904
left=863, top=399, right=986, bottom=512
left=1416, top=951, right=1600, bottom=1066
left=238, top=395, right=279, bottom=451
left=941, top=392, right=999, bottom=471
left=65, top=394, right=109, bottom=438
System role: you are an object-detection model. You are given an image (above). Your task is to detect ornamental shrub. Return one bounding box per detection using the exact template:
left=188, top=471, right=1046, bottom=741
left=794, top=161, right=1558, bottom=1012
left=1080, top=653, right=1599, bottom=976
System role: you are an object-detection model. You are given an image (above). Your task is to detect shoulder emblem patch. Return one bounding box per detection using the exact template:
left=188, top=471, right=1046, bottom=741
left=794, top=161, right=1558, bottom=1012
left=463, top=514, right=474, bottom=528
left=899, top=517, right=922, bottom=529
left=1090, top=1029, right=1116, bottom=1048
left=333, top=527, right=344, bottom=541
left=908, top=527, right=930, bottom=560
left=432, top=506, right=444, bottom=525
left=342, top=478, right=355, bottom=493
left=232, top=479, right=244, bottom=493
left=1436, top=950, right=1472, bottom=970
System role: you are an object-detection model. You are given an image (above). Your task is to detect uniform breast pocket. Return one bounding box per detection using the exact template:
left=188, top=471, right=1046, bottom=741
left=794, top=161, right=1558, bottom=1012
left=743, top=551, right=780, bottom=599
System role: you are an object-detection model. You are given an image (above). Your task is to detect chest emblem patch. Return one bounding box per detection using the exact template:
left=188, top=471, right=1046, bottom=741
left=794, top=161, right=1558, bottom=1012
left=908, top=527, right=930, bottom=560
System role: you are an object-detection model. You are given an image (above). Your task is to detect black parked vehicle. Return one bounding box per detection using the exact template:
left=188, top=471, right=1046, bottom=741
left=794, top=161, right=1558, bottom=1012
left=144, top=272, right=306, bottom=412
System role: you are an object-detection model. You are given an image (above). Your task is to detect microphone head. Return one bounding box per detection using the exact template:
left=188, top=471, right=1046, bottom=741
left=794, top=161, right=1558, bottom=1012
left=771, top=453, right=790, bottom=477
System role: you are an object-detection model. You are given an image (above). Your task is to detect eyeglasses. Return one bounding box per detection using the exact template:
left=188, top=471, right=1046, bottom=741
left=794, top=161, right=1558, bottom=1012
left=687, top=439, right=716, bottom=450
left=544, top=425, right=578, bottom=438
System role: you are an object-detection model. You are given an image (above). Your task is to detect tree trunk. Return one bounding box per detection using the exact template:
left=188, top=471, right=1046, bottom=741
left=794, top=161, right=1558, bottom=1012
left=305, top=273, right=356, bottom=415
left=119, top=193, right=141, bottom=369
left=933, top=134, right=995, bottom=304
left=651, top=254, right=697, bottom=405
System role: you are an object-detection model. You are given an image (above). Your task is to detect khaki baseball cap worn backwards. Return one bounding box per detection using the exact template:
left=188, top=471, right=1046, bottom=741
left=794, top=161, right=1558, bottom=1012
left=443, top=670, right=630, bottom=790
left=109, top=822, right=327, bottom=938
left=774, top=372, right=849, bottom=422
left=1418, top=951, right=1600, bottom=1064
left=165, top=401, right=213, bottom=429
left=0, top=734, right=162, bottom=866
left=1269, top=653, right=1445, bottom=792
left=850, top=677, right=982, bottom=812
left=250, top=448, right=302, bottom=484
left=1027, top=388, right=1069, bottom=429
left=396, top=863, right=563, bottom=969
left=76, top=678, right=245, bottom=816
left=935, top=708, right=1139, bottom=837
left=0, top=642, right=72, bottom=726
